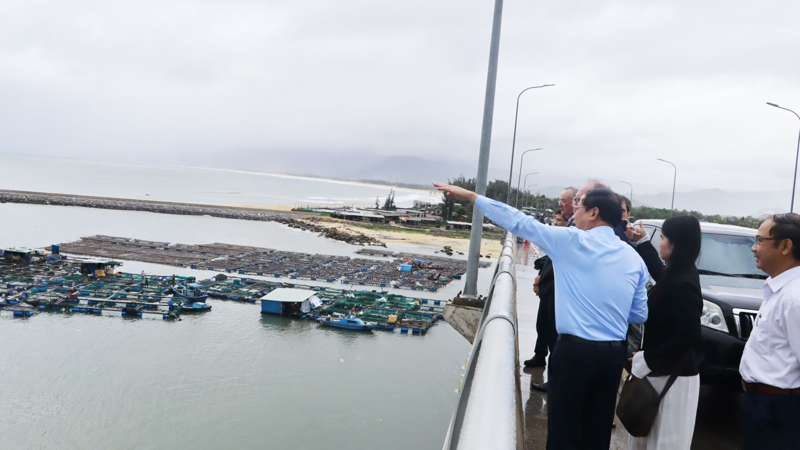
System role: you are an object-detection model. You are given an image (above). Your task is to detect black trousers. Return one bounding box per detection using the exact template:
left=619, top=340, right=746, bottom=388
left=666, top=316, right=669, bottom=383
left=546, top=339, right=626, bottom=450
left=533, top=294, right=557, bottom=356
left=743, top=391, right=800, bottom=449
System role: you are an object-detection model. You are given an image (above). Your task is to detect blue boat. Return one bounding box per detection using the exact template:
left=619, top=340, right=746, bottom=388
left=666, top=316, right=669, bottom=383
left=170, top=283, right=208, bottom=303
left=180, top=301, right=212, bottom=313
left=315, top=317, right=377, bottom=331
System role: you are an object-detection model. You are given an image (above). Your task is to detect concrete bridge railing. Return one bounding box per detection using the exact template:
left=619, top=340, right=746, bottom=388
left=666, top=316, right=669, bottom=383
left=442, top=232, right=523, bottom=450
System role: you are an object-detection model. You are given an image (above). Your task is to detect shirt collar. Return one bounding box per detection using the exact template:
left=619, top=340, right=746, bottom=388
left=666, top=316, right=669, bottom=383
left=765, top=265, right=800, bottom=293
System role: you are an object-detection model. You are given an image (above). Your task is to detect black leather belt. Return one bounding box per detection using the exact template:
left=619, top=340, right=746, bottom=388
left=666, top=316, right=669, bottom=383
left=557, top=334, right=626, bottom=347
left=742, top=381, right=800, bottom=395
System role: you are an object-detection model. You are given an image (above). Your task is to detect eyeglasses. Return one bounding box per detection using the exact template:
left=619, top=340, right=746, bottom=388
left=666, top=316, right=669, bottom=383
left=572, top=197, right=582, bottom=205
left=753, top=236, right=779, bottom=246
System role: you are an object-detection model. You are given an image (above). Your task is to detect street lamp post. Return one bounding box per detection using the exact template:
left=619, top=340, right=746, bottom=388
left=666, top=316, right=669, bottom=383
left=619, top=180, right=633, bottom=207
left=514, top=149, right=543, bottom=208
left=524, top=183, right=537, bottom=209
left=521, top=172, right=539, bottom=208
left=657, top=159, right=677, bottom=214
left=767, top=102, right=800, bottom=213
left=461, top=0, right=504, bottom=300
left=506, top=85, right=554, bottom=204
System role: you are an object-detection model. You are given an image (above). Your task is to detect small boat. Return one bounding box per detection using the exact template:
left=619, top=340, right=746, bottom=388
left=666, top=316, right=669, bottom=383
left=179, top=301, right=212, bottom=313
left=315, top=316, right=377, bottom=331
left=170, top=283, right=208, bottom=302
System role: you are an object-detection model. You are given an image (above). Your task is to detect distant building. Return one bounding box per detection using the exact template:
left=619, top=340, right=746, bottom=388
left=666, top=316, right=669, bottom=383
left=404, top=217, right=439, bottom=227
left=80, top=260, right=121, bottom=276
left=446, top=221, right=497, bottom=231
left=1, top=248, right=41, bottom=264
left=413, top=201, right=442, bottom=216
left=330, top=211, right=386, bottom=223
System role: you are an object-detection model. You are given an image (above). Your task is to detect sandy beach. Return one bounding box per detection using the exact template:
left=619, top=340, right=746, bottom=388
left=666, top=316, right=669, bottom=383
left=225, top=203, right=503, bottom=256
left=302, top=217, right=504, bottom=257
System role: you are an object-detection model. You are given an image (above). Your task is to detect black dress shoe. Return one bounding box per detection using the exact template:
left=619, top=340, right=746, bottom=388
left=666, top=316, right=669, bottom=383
left=523, top=354, right=547, bottom=368
left=531, top=382, right=548, bottom=392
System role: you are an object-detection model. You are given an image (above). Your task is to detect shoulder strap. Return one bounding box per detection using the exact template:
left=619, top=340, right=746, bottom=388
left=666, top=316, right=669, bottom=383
left=657, top=349, right=693, bottom=401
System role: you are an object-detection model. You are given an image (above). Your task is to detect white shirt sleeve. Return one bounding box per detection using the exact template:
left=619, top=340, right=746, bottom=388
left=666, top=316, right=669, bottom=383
left=631, top=351, right=652, bottom=378
left=474, top=195, right=574, bottom=260
left=628, top=263, right=649, bottom=325
left=785, top=302, right=800, bottom=366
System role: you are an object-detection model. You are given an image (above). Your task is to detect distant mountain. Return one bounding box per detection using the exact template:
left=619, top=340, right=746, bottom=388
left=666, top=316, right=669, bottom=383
left=632, top=189, right=788, bottom=217
left=343, top=155, right=508, bottom=185
left=195, top=149, right=790, bottom=217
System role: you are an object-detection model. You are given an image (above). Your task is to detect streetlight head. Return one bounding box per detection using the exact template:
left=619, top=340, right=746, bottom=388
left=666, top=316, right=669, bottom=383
left=543, top=84, right=555, bottom=87
left=767, top=102, right=780, bottom=108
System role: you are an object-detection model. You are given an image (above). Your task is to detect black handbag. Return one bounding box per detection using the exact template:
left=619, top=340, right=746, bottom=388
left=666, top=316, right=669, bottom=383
left=616, top=351, right=691, bottom=437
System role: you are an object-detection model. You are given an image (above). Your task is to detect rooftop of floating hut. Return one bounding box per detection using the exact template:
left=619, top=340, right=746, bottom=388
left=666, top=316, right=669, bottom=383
left=260, top=288, right=321, bottom=314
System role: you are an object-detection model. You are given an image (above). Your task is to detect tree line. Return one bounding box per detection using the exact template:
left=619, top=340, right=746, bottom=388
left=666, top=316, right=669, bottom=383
left=437, top=176, right=763, bottom=228
left=440, top=175, right=557, bottom=222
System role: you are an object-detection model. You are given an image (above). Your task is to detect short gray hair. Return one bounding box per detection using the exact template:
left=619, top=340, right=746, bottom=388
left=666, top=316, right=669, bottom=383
left=586, top=179, right=610, bottom=190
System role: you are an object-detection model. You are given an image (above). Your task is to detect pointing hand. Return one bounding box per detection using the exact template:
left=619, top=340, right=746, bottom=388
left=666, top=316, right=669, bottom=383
left=432, top=183, right=478, bottom=203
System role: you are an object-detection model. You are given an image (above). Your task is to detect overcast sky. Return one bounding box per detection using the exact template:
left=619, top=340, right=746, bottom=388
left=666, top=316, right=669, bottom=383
left=2, top=0, right=799, bottom=195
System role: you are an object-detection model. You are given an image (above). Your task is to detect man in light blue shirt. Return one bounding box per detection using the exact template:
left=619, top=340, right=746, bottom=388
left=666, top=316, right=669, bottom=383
left=434, top=183, right=648, bottom=450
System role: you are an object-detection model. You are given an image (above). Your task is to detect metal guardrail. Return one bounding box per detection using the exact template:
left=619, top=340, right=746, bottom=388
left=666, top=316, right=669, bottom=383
left=442, top=232, right=523, bottom=450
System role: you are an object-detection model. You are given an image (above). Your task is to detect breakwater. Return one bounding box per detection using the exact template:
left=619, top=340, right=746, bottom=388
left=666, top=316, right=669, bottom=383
left=0, top=190, right=383, bottom=246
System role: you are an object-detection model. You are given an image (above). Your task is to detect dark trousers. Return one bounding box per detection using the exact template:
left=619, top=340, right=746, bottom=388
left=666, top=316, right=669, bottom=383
left=546, top=339, right=626, bottom=450
left=743, top=392, right=800, bottom=450
left=533, top=294, right=557, bottom=356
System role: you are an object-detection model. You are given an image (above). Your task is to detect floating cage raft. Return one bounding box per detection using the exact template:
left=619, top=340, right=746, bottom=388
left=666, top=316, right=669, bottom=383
left=0, top=257, right=447, bottom=334
left=58, top=236, right=492, bottom=292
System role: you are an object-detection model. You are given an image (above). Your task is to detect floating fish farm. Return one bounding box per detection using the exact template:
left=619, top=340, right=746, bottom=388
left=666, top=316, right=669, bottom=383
left=58, top=236, right=489, bottom=292
left=0, top=252, right=450, bottom=334
left=0, top=258, right=197, bottom=319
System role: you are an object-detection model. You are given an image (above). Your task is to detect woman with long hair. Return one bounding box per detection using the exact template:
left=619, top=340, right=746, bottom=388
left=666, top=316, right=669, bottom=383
left=627, top=215, right=703, bottom=449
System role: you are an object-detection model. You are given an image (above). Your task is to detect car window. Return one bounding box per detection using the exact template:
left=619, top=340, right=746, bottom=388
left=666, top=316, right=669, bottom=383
left=649, top=228, right=663, bottom=254
left=697, top=233, right=766, bottom=277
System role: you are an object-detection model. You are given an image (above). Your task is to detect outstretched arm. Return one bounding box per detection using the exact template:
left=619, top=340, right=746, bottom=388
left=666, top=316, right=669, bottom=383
left=433, top=183, right=572, bottom=259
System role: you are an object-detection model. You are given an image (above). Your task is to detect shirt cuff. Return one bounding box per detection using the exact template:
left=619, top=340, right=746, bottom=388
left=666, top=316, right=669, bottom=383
left=630, top=233, right=651, bottom=248
left=631, top=351, right=652, bottom=378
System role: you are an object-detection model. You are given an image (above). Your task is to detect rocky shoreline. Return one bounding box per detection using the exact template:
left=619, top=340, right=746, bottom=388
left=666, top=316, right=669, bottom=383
left=0, top=190, right=385, bottom=247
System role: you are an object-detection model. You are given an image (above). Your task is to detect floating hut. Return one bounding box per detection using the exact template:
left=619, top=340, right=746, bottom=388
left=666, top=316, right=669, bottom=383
left=260, top=288, right=321, bottom=316
left=80, top=260, right=121, bottom=276
left=1, top=248, right=43, bottom=264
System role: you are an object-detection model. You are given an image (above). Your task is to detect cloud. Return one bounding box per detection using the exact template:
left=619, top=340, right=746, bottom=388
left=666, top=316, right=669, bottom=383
left=1, top=0, right=799, bottom=194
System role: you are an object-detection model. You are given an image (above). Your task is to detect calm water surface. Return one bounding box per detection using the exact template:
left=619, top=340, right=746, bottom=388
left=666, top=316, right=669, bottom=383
left=0, top=202, right=495, bottom=449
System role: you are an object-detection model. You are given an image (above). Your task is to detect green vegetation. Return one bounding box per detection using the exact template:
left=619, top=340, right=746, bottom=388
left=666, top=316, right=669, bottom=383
left=382, top=189, right=397, bottom=210
left=441, top=175, right=557, bottom=222
left=441, top=175, right=764, bottom=229
left=632, top=206, right=762, bottom=229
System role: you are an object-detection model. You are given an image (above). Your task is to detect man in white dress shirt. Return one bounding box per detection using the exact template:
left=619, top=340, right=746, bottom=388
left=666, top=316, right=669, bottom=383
left=740, top=213, right=800, bottom=449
